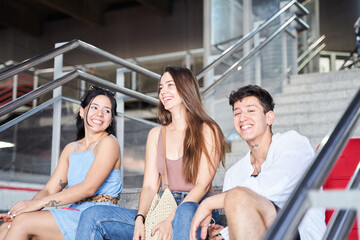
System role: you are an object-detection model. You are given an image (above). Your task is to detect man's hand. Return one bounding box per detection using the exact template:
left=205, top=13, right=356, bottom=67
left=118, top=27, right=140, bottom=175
left=208, top=224, right=225, bottom=240
left=190, top=200, right=213, bottom=240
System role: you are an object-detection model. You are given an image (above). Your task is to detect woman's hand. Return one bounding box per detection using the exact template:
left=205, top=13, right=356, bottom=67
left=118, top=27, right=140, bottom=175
left=133, top=218, right=145, bottom=240
left=0, top=213, right=12, bottom=222
left=208, top=224, right=225, bottom=240
left=151, top=217, right=173, bottom=240
left=8, top=199, right=43, bottom=217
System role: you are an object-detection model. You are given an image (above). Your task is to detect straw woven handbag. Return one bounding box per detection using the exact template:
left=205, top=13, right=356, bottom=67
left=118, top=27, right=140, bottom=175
left=145, top=127, right=177, bottom=239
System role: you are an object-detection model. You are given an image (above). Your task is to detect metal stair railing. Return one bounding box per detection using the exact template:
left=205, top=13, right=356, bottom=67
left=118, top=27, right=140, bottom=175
left=322, top=165, right=360, bottom=239
left=0, top=69, right=159, bottom=118
left=263, top=87, right=360, bottom=240
left=0, top=39, right=160, bottom=84
left=196, top=0, right=309, bottom=81
left=201, top=15, right=309, bottom=96
left=339, top=45, right=360, bottom=70
left=297, top=35, right=326, bottom=72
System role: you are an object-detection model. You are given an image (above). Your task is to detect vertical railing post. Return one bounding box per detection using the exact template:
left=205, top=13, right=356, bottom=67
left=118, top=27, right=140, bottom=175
left=280, top=1, right=288, bottom=85
left=116, top=68, right=127, bottom=179
left=80, top=79, right=86, bottom=98
left=131, top=71, right=137, bottom=91
left=243, top=0, right=253, bottom=86
left=51, top=42, right=65, bottom=174
left=203, top=0, right=212, bottom=88
left=33, top=71, right=39, bottom=108
left=291, top=26, right=298, bottom=77
left=203, top=0, right=216, bottom=119
left=12, top=74, right=18, bottom=101
left=185, top=51, right=191, bottom=69
left=254, top=20, right=262, bottom=86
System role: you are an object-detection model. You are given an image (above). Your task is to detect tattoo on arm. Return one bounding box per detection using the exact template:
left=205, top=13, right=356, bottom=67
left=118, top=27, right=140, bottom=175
left=59, top=179, right=67, bottom=189
left=45, top=200, right=61, bottom=207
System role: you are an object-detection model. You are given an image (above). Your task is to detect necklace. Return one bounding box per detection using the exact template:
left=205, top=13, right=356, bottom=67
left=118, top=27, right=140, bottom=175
left=250, top=152, right=261, bottom=175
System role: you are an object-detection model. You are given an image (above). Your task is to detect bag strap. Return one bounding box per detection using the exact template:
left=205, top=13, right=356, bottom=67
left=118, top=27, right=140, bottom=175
left=162, top=126, right=170, bottom=189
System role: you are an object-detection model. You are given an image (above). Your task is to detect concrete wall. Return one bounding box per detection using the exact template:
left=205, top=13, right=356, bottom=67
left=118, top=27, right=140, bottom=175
left=320, top=0, right=360, bottom=52
left=0, top=0, right=203, bottom=66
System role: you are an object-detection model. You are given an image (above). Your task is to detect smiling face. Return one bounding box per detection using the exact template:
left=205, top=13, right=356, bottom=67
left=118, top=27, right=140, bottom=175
left=80, top=95, right=113, bottom=133
left=158, top=72, right=183, bottom=111
left=233, top=96, right=274, bottom=143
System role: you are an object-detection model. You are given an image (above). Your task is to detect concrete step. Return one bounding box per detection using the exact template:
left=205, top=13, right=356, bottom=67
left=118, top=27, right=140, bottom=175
left=274, top=110, right=343, bottom=125
left=273, top=88, right=358, bottom=105
left=281, top=78, right=360, bottom=95
left=289, top=69, right=360, bottom=85
left=214, top=151, right=248, bottom=187
left=273, top=122, right=335, bottom=139
left=274, top=99, right=351, bottom=115
left=274, top=124, right=360, bottom=149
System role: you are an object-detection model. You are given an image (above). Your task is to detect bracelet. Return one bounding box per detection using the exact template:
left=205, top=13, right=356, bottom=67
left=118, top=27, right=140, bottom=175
left=134, top=213, right=145, bottom=224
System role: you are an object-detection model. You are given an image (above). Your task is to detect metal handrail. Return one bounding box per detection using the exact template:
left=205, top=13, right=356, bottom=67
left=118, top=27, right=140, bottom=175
left=323, top=165, right=360, bottom=239
left=0, top=95, right=62, bottom=132
left=196, top=0, right=309, bottom=80
left=202, top=15, right=309, bottom=97
left=0, top=95, right=158, bottom=133
left=298, top=43, right=326, bottom=72
left=340, top=45, right=360, bottom=70
left=297, top=35, right=326, bottom=63
left=0, top=70, right=159, bottom=118
left=0, top=39, right=161, bottom=83
left=264, top=88, right=360, bottom=240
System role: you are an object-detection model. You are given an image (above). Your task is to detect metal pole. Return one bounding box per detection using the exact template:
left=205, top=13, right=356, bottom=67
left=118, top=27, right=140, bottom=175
left=202, top=15, right=299, bottom=97
left=12, top=75, right=18, bottom=101
left=116, top=68, right=126, bottom=184
left=196, top=0, right=308, bottom=80
left=33, top=71, right=39, bottom=107
left=51, top=42, right=65, bottom=174
left=0, top=39, right=80, bottom=83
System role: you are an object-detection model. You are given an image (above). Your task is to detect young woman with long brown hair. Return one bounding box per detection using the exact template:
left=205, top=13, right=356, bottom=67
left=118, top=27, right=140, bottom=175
left=75, top=66, right=227, bottom=240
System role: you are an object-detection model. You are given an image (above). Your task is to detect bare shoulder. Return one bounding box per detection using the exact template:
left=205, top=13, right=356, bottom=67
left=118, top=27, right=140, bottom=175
left=62, top=142, right=76, bottom=155
left=148, top=125, right=162, bottom=140
left=97, top=135, right=120, bottom=150
left=58, top=142, right=75, bottom=162
left=202, top=122, right=218, bottom=138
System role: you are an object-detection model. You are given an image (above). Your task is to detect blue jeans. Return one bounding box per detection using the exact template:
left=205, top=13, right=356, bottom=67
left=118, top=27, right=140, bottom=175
left=76, top=206, right=137, bottom=240
left=171, top=192, right=222, bottom=240
left=75, top=191, right=221, bottom=240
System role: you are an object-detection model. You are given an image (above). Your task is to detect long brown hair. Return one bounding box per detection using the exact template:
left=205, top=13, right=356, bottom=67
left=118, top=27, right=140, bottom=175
left=158, top=66, right=227, bottom=183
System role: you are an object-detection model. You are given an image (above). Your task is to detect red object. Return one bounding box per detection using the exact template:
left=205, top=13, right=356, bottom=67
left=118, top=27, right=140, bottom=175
left=62, top=208, right=80, bottom=211
left=321, top=139, right=360, bottom=240
left=0, top=185, right=41, bottom=192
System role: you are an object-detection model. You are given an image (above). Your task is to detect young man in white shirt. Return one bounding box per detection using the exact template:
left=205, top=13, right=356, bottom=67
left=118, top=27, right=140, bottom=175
left=190, top=85, right=326, bottom=240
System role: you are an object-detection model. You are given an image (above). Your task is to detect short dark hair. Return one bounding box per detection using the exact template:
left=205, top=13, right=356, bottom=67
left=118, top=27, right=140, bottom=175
left=75, top=86, right=117, bottom=140
left=228, top=85, right=275, bottom=113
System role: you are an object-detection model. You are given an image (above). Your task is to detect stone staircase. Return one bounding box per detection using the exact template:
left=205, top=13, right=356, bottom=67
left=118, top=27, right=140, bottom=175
left=273, top=69, right=360, bottom=149
left=213, top=69, right=360, bottom=187
left=2, top=70, right=359, bottom=212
